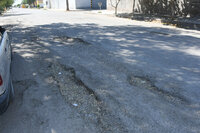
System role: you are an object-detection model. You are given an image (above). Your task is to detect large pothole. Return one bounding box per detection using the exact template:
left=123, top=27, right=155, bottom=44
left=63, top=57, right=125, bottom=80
left=46, top=61, right=127, bottom=133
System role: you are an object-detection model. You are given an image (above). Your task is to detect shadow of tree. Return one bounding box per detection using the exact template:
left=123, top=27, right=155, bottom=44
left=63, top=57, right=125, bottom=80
left=4, top=21, right=200, bottom=132
left=0, top=13, right=31, bottom=17
left=9, top=22, right=200, bottom=104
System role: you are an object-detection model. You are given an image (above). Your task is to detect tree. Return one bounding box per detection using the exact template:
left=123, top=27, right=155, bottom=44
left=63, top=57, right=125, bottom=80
left=22, top=0, right=35, bottom=5
left=189, top=0, right=200, bottom=17
left=132, top=0, right=136, bottom=16
left=66, top=0, right=69, bottom=11
left=6, top=0, right=14, bottom=8
left=110, top=0, right=121, bottom=15
left=0, top=0, right=14, bottom=14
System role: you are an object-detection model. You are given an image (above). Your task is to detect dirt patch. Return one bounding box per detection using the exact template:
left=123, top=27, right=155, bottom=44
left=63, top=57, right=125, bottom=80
left=46, top=61, right=127, bottom=133
left=53, top=36, right=91, bottom=45
left=117, top=13, right=200, bottom=30
left=128, top=75, right=189, bottom=104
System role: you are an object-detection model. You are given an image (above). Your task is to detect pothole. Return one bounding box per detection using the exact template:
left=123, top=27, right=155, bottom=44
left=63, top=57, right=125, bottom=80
left=46, top=61, right=127, bottom=132
left=128, top=75, right=189, bottom=104
left=53, top=36, right=91, bottom=45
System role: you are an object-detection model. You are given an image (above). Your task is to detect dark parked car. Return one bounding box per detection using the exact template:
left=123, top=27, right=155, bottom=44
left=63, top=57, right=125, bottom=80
left=0, top=26, right=14, bottom=114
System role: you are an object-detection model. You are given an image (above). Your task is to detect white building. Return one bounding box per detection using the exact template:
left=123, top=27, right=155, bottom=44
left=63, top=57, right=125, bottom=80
left=43, top=0, right=106, bottom=10
left=43, top=0, right=66, bottom=9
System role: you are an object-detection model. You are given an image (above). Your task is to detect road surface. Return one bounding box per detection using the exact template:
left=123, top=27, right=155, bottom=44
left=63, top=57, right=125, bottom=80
left=0, top=8, right=200, bottom=133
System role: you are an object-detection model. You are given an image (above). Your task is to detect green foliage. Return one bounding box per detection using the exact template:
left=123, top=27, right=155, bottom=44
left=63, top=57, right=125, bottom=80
left=17, top=4, right=21, bottom=7
left=137, top=0, right=200, bottom=17
left=0, top=0, right=14, bottom=14
left=139, top=0, right=180, bottom=16
left=189, top=0, right=200, bottom=17
left=22, top=0, right=36, bottom=5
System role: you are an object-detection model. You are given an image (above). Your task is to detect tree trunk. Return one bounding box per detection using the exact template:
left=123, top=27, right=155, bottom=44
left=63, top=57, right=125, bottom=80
left=132, top=0, right=135, bottom=16
left=66, top=0, right=69, bottom=11
left=170, top=0, right=175, bottom=19
left=115, top=7, right=117, bottom=15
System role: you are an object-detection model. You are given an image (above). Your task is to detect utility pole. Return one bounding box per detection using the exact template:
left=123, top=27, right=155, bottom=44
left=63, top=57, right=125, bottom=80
left=66, top=0, right=69, bottom=11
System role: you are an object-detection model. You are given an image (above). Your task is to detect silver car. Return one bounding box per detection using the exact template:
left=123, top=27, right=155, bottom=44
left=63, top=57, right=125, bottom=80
left=0, top=27, right=14, bottom=114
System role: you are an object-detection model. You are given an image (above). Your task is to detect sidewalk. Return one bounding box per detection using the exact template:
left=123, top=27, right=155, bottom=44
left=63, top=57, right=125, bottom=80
left=169, top=17, right=200, bottom=29
left=88, top=10, right=200, bottom=30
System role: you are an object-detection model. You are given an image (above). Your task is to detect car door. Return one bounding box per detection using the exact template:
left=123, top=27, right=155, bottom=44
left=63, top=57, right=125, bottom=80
left=0, top=32, right=10, bottom=95
left=4, top=32, right=11, bottom=89
left=5, top=33, right=11, bottom=70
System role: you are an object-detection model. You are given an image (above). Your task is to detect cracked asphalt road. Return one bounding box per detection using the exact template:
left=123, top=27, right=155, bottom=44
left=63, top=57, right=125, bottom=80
left=0, top=8, right=200, bottom=133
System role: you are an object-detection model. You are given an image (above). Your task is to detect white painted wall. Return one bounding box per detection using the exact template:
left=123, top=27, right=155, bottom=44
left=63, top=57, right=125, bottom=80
left=44, top=0, right=94, bottom=10
left=44, top=0, right=66, bottom=9
left=107, top=0, right=135, bottom=13
left=68, top=0, right=76, bottom=10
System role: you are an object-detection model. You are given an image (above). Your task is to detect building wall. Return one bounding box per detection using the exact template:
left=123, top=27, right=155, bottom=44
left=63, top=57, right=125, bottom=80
left=75, top=0, right=107, bottom=9
left=107, top=0, right=137, bottom=13
left=75, top=0, right=91, bottom=9
left=50, top=0, right=66, bottom=9
left=43, top=0, right=106, bottom=10
left=107, top=0, right=185, bottom=14
left=92, top=0, right=106, bottom=9
left=68, top=0, right=76, bottom=10
left=36, top=0, right=44, bottom=7
left=44, top=0, right=66, bottom=9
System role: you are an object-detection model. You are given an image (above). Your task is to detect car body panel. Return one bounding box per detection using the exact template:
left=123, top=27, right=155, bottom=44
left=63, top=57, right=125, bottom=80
left=0, top=29, right=12, bottom=114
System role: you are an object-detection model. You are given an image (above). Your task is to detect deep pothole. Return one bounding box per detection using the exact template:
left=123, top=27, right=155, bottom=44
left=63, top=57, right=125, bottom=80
left=46, top=61, right=127, bottom=133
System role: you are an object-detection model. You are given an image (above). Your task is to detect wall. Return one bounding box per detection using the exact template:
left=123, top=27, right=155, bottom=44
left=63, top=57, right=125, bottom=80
left=44, top=0, right=66, bottom=9
left=50, top=0, right=66, bottom=9
left=43, top=0, right=106, bottom=10
left=107, top=0, right=135, bottom=13
left=75, top=0, right=91, bottom=9
left=107, top=0, right=186, bottom=15
left=75, top=0, right=106, bottom=9
left=68, top=0, right=76, bottom=10
left=92, top=0, right=106, bottom=9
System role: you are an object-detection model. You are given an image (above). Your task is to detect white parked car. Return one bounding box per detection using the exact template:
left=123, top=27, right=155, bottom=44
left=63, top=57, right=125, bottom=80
left=0, top=27, right=14, bottom=114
